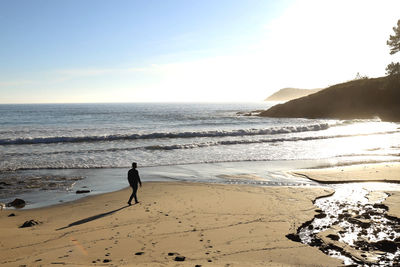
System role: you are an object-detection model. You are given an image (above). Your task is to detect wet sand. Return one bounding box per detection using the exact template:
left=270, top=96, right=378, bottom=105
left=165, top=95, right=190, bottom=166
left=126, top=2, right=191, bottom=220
left=293, top=163, right=400, bottom=183
left=0, top=182, right=340, bottom=266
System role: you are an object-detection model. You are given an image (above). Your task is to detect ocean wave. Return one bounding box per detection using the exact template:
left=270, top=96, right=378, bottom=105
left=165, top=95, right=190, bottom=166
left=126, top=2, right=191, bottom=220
left=0, top=123, right=330, bottom=145
left=307, top=159, right=400, bottom=170
left=2, top=130, right=399, bottom=157
left=145, top=131, right=400, bottom=150
left=2, top=157, right=400, bottom=172
left=333, top=118, right=383, bottom=126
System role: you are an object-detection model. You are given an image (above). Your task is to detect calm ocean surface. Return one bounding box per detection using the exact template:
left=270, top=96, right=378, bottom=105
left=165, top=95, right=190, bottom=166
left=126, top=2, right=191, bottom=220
left=1, top=103, right=400, bottom=206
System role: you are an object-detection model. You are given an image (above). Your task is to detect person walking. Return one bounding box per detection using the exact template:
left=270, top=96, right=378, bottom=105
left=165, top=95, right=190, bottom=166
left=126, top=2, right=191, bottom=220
left=127, top=162, right=142, bottom=205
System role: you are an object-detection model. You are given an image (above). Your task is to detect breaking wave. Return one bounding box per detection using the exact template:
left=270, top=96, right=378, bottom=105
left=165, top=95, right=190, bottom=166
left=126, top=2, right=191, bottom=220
left=146, top=131, right=400, bottom=150
left=3, top=130, right=398, bottom=157
left=0, top=123, right=329, bottom=145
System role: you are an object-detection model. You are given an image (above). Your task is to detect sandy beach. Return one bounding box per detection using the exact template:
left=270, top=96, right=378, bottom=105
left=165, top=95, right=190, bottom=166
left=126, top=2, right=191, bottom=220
left=1, top=163, right=400, bottom=266
left=1, top=181, right=340, bottom=267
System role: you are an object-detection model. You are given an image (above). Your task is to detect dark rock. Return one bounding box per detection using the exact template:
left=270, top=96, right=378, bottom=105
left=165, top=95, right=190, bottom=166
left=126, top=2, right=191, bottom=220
left=362, top=213, right=371, bottom=219
left=20, top=219, right=40, bottom=228
left=315, top=213, right=327, bottom=219
left=308, top=225, right=314, bottom=230
left=286, top=233, right=301, bottom=242
left=135, top=252, right=144, bottom=255
left=338, top=212, right=350, bottom=220
left=76, top=190, right=90, bottom=194
left=371, top=240, right=398, bottom=253
left=103, top=259, right=111, bottom=263
left=347, top=217, right=371, bottom=229
left=7, top=198, right=26, bottom=208
left=327, top=234, right=340, bottom=241
left=347, top=217, right=357, bottom=224
left=168, top=252, right=176, bottom=256
left=174, top=256, right=185, bottom=262
left=360, top=221, right=371, bottom=229
left=8, top=213, right=16, bottom=217
left=361, top=229, right=368, bottom=235
left=373, top=203, right=388, bottom=211
left=310, top=238, right=323, bottom=247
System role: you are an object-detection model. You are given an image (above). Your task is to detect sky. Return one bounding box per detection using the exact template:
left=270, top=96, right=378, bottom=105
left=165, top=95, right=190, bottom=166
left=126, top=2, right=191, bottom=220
left=1, top=0, right=399, bottom=103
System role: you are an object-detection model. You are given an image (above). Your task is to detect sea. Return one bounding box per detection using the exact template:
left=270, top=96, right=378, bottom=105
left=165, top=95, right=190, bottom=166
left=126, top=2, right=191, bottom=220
left=1, top=102, right=400, bottom=208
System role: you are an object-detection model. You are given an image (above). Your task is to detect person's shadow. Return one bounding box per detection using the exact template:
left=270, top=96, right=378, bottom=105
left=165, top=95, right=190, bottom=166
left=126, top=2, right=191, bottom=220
left=56, top=205, right=129, bottom=231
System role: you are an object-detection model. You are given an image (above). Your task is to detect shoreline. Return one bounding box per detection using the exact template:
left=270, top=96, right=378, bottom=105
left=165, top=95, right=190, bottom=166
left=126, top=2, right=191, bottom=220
left=1, top=159, right=327, bottom=210
left=3, top=160, right=400, bottom=210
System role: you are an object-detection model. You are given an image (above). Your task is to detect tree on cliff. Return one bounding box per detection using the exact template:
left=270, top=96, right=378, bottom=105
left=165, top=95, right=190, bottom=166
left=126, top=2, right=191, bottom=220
left=386, top=62, right=400, bottom=76
left=386, top=19, right=400, bottom=76
left=387, top=19, right=400, bottom=55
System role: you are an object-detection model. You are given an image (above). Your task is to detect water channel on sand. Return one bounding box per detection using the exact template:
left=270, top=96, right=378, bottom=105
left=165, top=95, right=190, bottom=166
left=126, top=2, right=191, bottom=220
left=289, top=183, right=400, bottom=266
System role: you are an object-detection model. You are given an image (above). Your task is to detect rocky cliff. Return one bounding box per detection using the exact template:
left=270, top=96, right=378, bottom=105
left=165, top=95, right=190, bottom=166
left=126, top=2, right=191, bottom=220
left=260, top=76, right=400, bottom=122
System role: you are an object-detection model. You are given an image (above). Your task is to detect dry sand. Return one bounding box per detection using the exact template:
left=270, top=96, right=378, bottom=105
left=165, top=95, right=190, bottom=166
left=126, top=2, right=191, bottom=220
left=0, top=182, right=340, bottom=267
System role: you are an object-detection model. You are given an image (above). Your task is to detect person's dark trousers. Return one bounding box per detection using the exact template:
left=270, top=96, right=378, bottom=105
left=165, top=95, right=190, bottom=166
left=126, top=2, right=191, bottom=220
left=128, top=185, right=138, bottom=204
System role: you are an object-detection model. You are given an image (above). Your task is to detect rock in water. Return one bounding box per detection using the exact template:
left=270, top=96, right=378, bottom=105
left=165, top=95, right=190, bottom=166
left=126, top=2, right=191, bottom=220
left=20, top=220, right=40, bottom=228
left=76, top=190, right=90, bottom=194
left=315, top=213, right=327, bottom=219
left=7, top=198, right=26, bottom=208
left=372, top=240, right=398, bottom=253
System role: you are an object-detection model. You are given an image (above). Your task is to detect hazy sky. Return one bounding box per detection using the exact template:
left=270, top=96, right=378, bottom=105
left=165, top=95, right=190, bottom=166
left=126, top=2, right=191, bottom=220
left=1, top=0, right=399, bottom=103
